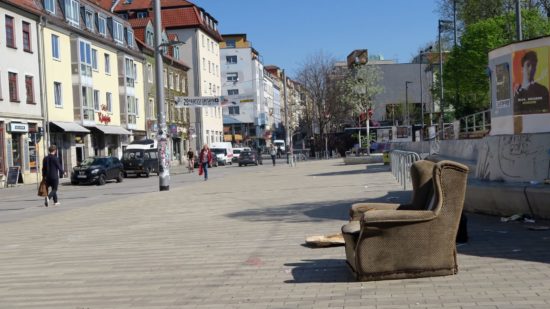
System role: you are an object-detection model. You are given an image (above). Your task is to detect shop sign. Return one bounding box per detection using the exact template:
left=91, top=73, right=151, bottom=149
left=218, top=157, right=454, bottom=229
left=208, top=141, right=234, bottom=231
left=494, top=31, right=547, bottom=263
left=175, top=96, right=221, bottom=108
left=98, top=104, right=111, bottom=125
left=8, top=122, right=28, bottom=133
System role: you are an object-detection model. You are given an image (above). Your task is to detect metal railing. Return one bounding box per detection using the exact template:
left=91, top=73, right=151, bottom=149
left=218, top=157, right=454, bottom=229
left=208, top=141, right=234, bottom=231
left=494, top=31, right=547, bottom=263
left=459, top=109, right=491, bottom=137
left=390, top=150, right=421, bottom=190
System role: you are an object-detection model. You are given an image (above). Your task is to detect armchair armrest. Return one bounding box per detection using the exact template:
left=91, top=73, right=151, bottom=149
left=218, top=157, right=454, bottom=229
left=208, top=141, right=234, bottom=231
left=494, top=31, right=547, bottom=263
left=350, top=202, right=403, bottom=221
left=341, top=220, right=361, bottom=235
left=362, top=210, right=436, bottom=224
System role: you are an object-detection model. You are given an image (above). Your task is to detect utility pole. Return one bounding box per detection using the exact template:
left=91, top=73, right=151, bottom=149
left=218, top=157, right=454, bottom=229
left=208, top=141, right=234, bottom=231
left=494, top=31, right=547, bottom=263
left=283, top=70, right=293, bottom=166
left=516, top=0, right=523, bottom=41
left=154, top=0, right=170, bottom=191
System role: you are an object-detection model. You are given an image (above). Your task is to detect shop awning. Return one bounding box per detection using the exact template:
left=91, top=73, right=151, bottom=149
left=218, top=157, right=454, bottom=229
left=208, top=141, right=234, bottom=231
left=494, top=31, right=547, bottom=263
left=49, top=121, right=90, bottom=133
left=90, top=125, right=132, bottom=135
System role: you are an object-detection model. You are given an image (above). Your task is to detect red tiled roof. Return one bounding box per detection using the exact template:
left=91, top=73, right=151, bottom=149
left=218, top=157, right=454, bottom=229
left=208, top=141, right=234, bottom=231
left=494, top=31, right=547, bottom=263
left=161, top=7, right=222, bottom=41
left=114, top=0, right=193, bottom=11
left=4, top=0, right=42, bottom=15
left=128, top=18, right=150, bottom=28
left=94, top=0, right=115, bottom=11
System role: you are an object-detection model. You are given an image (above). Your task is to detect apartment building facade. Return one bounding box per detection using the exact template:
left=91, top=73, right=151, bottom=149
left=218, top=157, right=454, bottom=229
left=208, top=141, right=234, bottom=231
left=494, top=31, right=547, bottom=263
left=0, top=0, right=43, bottom=184
left=104, top=0, right=223, bottom=151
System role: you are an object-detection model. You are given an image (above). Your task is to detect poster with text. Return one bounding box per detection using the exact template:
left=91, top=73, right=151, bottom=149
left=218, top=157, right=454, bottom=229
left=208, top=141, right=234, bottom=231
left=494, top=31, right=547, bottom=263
left=512, top=47, right=550, bottom=115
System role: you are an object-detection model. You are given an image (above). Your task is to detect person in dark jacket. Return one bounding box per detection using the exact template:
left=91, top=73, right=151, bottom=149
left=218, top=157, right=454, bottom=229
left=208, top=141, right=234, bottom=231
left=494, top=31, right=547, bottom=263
left=42, top=145, right=64, bottom=207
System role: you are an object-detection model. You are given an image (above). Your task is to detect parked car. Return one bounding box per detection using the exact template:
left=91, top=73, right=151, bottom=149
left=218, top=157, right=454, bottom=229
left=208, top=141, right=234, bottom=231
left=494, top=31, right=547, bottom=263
left=232, top=147, right=244, bottom=163
left=121, top=140, right=159, bottom=177
left=71, top=156, right=124, bottom=185
left=210, top=142, right=233, bottom=165
left=238, top=150, right=258, bottom=166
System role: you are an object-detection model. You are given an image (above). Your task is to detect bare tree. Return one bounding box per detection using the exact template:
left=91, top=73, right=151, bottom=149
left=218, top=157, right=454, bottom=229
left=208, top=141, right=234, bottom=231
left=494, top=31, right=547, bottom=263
left=295, top=50, right=336, bottom=137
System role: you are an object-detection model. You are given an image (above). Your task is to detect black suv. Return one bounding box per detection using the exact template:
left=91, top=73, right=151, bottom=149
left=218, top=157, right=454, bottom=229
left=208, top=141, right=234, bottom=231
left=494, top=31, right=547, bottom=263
left=71, top=156, right=124, bottom=185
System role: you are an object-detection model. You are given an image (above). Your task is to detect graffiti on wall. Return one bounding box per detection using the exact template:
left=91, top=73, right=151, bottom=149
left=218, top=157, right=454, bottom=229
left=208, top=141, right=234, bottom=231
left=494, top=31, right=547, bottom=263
left=476, top=134, right=549, bottom=181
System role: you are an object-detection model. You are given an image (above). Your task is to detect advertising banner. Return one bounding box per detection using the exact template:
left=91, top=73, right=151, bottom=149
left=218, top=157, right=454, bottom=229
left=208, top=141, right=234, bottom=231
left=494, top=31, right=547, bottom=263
left=175, top=96, right=221, bottom=108
left=512, top=47, right=550, bottom=115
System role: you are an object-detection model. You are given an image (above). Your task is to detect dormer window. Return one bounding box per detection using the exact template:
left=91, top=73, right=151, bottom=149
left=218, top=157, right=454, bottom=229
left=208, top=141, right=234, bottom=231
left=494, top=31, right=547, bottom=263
left=226, top=39, right=236, bottom=48
left=173, top=46, right=180, bottom=60
left=97, top=15, right=106, bottom=36
left=146, top=30, right=153, bottom=46
left=84, top=9, right=94, bottom=31
left=113, top=20, right=124, bottom=44
left=137, top=11, right=148, bottom=18
left=126, top=28, right=134, bottom=47
left=44, top=0, right=55, bottom=13
left=65, top=0, right=80, bottom=26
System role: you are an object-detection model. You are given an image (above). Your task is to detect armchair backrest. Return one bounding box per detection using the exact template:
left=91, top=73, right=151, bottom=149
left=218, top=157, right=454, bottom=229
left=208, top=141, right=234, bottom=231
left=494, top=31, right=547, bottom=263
left=431, top=160, right=469, bottom=231
left=409, top=160, right=436, bottom=209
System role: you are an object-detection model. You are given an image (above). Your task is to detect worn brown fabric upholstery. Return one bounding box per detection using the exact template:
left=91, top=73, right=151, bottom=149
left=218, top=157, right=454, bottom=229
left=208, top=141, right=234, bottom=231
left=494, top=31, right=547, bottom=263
left=341, top=160, right=469, bottom=281
left=349, top=160, right=436, bottom=221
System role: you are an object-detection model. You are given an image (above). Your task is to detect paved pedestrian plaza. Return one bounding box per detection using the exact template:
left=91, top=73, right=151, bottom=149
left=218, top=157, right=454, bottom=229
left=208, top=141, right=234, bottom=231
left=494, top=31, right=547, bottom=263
left=1, top=160, right=549, bottom=308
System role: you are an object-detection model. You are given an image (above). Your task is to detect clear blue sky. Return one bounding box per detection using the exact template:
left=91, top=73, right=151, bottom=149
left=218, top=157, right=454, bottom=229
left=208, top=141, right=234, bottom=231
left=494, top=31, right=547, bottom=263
left=192, top=0, right=442, bottom=77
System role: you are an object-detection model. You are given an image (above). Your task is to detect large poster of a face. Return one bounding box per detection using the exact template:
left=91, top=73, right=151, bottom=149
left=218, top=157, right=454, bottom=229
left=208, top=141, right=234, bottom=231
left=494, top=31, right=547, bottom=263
left=513, top=47, right=550, bottom=115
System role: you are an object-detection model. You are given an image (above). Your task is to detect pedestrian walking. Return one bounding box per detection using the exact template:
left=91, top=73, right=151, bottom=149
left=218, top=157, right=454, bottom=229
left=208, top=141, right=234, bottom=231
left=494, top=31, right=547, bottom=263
left=198, top=144, right=212, bottom=181
left=42, top=145, right=64, bottom=207
left=270, top=145, right=277, bottom=166
left=256, top=147, right=263, bottom=165
left=187, top=149, right=195, bottom=173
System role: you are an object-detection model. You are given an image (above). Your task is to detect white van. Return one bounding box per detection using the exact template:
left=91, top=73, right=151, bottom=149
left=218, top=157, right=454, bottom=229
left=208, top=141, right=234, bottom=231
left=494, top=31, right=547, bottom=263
left=273, top=140, right=286, bottom=153
left=210, top=142, right=234, bottom=165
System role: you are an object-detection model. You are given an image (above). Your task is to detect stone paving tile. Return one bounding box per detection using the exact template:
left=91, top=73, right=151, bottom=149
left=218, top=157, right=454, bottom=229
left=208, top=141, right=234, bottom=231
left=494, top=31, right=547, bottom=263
left=0, top=160, right=550, bottom=309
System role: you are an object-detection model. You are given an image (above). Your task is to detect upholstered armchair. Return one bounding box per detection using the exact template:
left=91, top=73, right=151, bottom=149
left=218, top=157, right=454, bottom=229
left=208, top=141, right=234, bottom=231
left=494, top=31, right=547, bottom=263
left=349, top=160, right=437, bottom=221
left=341, top=160, right=469, bottom=281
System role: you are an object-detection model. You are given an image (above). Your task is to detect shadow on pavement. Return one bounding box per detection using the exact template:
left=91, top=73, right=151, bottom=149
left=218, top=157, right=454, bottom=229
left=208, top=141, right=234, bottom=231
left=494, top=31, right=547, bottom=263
left=309, top=164, right=390, bottom=177
left=457, top=213, right=550, bottom=264
left=227, top=191, right=411, bottom=222
left=284, top=259, right=354, bottom=283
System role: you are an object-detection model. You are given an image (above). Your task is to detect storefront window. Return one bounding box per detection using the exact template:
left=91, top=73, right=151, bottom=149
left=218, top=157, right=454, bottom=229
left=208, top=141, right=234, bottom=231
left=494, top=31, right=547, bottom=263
left=11, top=134, right=22, bottom=167
left=0, top=122, right=4, bottom=174
left=28, top=124, right=38, bottom=172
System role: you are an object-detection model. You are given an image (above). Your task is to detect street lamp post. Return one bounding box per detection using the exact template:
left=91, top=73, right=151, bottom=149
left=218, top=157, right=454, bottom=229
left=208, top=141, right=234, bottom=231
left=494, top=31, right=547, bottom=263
left=438, top=19, right=452, bottom=140
left=419, top=46, right=432, bottom=132
left=153, top=0, right=170, bottom=191
left=405, top=81, right=413, bottom=126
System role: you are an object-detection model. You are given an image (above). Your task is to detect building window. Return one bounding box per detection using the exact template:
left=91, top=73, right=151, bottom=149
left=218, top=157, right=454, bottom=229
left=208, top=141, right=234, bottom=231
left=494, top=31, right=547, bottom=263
left=84, top=9, right=94, bottom=31
left=137, top=11, right=148, bottom=18
left=98, top=15, right=106, bottom=36
left=126, top=29, right=134, bottom=47
left=207, top=38, right=210, bottom=51
left=125, top=58, right=135, bottom=87
left=91, top=49, right=98, bottom=71
left=104, top=53, right=110, bottom=74
left=65, top=0, right=80, bottom=26
left=54, top=82, right=62, bottom=107
left=146, top=30, right=153, bottom=46
left=209, top=83, right=212, bottom=95
left=79, top=40, right=92, bottom=77
left=127, top=96, right=137, bottom=125
left=174, top=46, right=179, bottom=60
left=227, top=72, right=238, bottom=82
left=106, top=92, right=112, bottom=112
left=226, top=39, right=236, bottom=48
left=175, top=74, right=180, bottom=91
left=228, top=89, right=239, bottom=95
left=8, top=72, right=18, bottom=102
left=163, top=69, right=167, bottom=87
left=82, top=87, right=94, bottom=121
left=208, top=60, right=211, bottom=73
left=169, top=72, right=173, bottom=89
left=22, top=22, right=32, bottom=52
left=25, top=75, right=34, bottom=104
left=6, top=15, right=16, bottom=48
left=202, top=58, right=206, bottom=70
left=202, top=34, right=205, bottom=47
left=147, top=63, right=153, bottom=82
left=44, top=0, right=55, bottom=13
left=93, top=90, right=100, bottom=111
left=51, top=34, right=60, bottom=59
left=229, top=106, right=240, bottom=115
left=113, top=20, right=124, bottom=43
left=226, top=55, right=237, bottom=64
